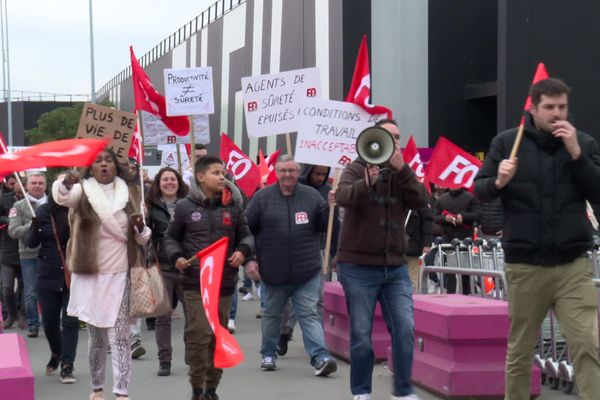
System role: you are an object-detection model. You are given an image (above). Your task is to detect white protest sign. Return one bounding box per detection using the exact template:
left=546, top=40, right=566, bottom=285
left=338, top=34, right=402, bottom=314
left=158, top=144, right=191, bottom=171
left=164, top=67, right=214, bottom=116
left=294, top=98, right=386, bottom=168
left=242, top=67, right=321, bottom=138
left=141, top=111, right=210, bottom=145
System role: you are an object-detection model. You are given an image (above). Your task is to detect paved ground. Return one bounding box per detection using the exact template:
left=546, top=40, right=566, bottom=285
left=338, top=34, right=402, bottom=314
left=17, top=295, right=576, bottom=400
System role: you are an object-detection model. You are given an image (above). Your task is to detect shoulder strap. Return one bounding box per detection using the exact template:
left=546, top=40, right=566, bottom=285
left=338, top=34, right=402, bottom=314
left=50, top=214, right=71, bottom=288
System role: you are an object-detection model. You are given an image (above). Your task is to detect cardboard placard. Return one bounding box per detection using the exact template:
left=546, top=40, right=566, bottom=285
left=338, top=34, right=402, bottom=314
left=76, top=103, right=136, bottom=164
left=141, top=111, right=210, bottom=145
left=242, top=67, right=321, bottom=138
left=164, top=67, right=214, bottom=116
left=294, top=98, right=386, bottom=168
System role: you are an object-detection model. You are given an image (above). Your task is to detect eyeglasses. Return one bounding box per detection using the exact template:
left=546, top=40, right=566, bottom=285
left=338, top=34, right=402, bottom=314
left=277, top=168, right=299, bottom=174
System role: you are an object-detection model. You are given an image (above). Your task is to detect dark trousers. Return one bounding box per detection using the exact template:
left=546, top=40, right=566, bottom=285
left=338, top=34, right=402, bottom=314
left=1, top=263, right=23, bottom=319
left=155, top=270, right=186, bottom=363
left=37, top=286, right=79, bottom=366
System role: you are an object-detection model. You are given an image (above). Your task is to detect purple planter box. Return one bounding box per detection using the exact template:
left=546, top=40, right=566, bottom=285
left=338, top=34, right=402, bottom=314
left=323, top=281, right=391, bottom=362
left=0, top=333, right=34, bottom=400
left=410, top=294, right=540, bottom=399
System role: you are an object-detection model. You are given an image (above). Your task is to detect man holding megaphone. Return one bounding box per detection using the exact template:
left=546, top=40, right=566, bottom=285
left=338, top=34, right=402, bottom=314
left=334, top=119, right=427, bottom=400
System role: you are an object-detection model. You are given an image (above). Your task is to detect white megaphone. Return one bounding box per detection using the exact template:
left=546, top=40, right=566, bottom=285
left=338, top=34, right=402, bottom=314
left=355, top=126, right=396, bottom=165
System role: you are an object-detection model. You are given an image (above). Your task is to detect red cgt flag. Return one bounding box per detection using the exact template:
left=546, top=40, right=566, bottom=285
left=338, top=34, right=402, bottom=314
left=0, top=138, right=108, bottom=175
left=219, top=133, right=261, bottom=198
left=423, top=136, right=482, bottom=191
left=130, top=46, right=189, bottom=136
left=520, top=62, right=549, bottom=125
left=345, top=35, right=393, bottom=118
left=197, top=237, right=244, bottom=368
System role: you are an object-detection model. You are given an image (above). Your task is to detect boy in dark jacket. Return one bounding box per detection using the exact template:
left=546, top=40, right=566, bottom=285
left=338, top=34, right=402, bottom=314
left=165, top=155, right=254, bottom=400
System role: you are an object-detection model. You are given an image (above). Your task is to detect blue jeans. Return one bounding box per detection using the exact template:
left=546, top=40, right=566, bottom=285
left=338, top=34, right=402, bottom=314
left=20, top=259, right=40, bottom=331
left=229, top=288, right=238, bottom=320
left=337, top=263, right=415, bottom=397
left=261, top=273, right=330, bottom=365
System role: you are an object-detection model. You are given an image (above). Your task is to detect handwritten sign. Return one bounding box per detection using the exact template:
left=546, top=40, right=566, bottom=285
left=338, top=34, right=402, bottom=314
left=76, top=102, right=135, bottom=164
left=242, top=67, right=321, bottom=138
left=164, top=67, right=214, bottom=116
left=141, top=111, right=210, bottom=145
left=294, top=98, right=386, bottom=168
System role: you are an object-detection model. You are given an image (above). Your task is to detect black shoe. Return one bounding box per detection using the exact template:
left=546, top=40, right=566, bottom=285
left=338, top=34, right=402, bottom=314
left=157, top=362, right=171, bottom=376
left=191, top=388, right=203, bottom=400
left=46, top=354, right=60, bottom=375
left=238, top=286, right=249, bottom=295
left=27, top=328, right=39, bottom=338
left=314, top=357, right=337, bottom=377
left=3, top=315, right=16, bottom=329
left=60, top=365, right=76, bottom=384
left=204, top=388, right=219, bottom=400
left=131, top=340, right=146, bottom=359
left=277, top=333, right=292, bottom=356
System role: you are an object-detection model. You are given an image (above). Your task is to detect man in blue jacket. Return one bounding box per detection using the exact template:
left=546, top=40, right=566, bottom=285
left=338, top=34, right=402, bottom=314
left=475, top=78, right=600, bottom=400
left=244, top=155, right=337, bottom=376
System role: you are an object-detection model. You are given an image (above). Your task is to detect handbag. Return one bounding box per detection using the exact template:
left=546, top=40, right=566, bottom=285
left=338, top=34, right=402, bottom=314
left=129, top=245, right=172, bottom=318
left=50, top=214, right=72, bottom=288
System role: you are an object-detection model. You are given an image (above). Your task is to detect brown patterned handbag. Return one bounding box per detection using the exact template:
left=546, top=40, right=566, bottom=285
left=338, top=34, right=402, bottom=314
left=129, top=249, right=172, bottom=318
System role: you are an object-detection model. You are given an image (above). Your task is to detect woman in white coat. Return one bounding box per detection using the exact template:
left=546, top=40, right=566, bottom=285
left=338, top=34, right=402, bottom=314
left=53, top=149, right=150, bottom=400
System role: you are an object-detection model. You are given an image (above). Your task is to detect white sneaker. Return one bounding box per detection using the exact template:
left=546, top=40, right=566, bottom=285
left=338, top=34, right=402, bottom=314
left=241, top=292, right=255, bottom=301
left=353, top=395, right=371, bottom=400
left=391, top=394, right=420, bottom=400
left=227, top=319, right=236, bottom=333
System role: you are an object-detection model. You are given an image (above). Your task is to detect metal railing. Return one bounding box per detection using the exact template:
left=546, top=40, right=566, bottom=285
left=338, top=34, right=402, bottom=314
left=96, top=0, right=246, bottom=99
left=0, top=90, right=90, bottom=102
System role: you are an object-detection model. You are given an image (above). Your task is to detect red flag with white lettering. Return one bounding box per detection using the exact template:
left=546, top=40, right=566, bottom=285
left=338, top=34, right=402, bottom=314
left=130, top=46, right=190, bottom=136
left=345, top=35, right=393, bottom=118
left=197, top=237, right=244, bottom=368
left=128, top=119, right=144, bottom=163
left=424, top=137, right=481, bottom=191
left=258, top=149, right=280, bottom=187
left=0, top=138, right=108, bottom=175
left=219, top=133, right=260, bottom=198
left=402, top=135, right=426, bottom=182
left=520, top=62, right=549, bottom=125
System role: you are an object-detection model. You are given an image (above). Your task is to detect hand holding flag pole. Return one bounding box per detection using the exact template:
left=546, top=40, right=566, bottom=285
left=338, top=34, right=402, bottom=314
left=509, top=63, right=549, bottom=159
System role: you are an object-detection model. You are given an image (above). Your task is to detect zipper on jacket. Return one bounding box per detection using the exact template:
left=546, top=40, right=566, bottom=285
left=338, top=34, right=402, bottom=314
left=286, top=196, right=293, bottom=282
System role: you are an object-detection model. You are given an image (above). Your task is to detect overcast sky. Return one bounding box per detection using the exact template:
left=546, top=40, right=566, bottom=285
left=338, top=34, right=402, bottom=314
left=4, top=0, right=213, bottom=100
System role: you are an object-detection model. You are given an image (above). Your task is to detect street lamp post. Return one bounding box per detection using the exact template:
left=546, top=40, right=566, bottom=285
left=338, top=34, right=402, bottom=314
left=89, top=0, right=96, bottom=103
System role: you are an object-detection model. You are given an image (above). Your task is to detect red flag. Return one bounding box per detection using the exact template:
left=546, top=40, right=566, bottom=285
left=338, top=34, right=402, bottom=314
left=345, top=35, right=393, bottom=118
left=0, top=132, right=7, bottom=155
left=423, top=137, right=482, bottom=191
left=0, top=138, right=108, bottom=175
left=219, top=133, right=261, bottom=198
left=128, top=119, right=144, bottom=163
left=402, top=136, right=426, bottom=182
left=197, top=237, right=244, bottom=368
left=258, top=149, right=280, bottom=187
left=130, top=46, right=189, bottom=136
left=520, top=62, right=549, bottom=125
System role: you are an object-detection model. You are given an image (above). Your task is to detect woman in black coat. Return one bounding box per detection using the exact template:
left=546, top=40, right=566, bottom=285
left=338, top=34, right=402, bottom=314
left=26, top=191, right=79, bottom=383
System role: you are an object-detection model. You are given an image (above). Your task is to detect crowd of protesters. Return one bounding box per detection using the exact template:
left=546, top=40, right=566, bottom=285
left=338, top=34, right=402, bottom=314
left=1, top=78, right=599, bottom=400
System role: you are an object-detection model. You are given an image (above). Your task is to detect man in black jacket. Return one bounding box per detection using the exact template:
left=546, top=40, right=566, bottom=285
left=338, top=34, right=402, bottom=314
left=244, top=155, right=337, bottom=376
left=475, top=78, right=600, bottom=400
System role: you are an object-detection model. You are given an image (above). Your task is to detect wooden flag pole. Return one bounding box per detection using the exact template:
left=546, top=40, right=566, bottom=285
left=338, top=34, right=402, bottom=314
left=135, top=113, right=146, bottom=220
left=509, top=123, right=525, bottom=159
left=176, top=144, right=183, bottom=175
left=189, top=116, right=196, bottom=168
left=285, top=133, right=293, bottom=156
left=322, top=168, right=342, bottom=276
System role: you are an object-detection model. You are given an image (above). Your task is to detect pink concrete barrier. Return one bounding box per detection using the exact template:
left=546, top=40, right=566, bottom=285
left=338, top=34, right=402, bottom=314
left=410, top=294, right=540, bottom=398
left=323, top=281, right=391, bottom=362
left=0, top=333, right=34, bottom=400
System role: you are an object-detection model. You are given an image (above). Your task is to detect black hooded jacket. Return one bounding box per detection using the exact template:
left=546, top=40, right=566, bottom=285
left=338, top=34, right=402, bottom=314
left=474, top=112, right=600, bottom=265
left=25, top=195, right=70, bottom=292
